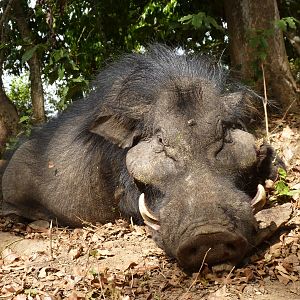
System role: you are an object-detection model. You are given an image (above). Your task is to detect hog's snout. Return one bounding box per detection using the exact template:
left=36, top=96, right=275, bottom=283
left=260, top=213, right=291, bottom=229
left=177, top=225, right=248, bottom=270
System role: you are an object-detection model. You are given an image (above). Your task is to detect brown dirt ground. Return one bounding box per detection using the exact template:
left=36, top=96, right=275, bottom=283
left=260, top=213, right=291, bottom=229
left=0, top=114, right=300, bottom=300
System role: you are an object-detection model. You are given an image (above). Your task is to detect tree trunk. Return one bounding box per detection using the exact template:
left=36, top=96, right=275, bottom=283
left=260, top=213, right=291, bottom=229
left=0, top=0, right=19, bottom=155
left=0, top=78, right=19, bottom=155
left=12, top=1, right=46, bottom=124
left=224, top=0, right=300, bottom=113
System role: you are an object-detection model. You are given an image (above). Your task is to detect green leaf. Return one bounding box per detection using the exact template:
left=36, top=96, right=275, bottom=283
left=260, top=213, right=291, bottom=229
left=71, top=76, right=85, bottom=83
left=89, top=249, right=98, bottom=257
left=53, top=49, right=66, bottom=62
left=21, top=45, right=39, bottom=64
left=206, top=16, right=222, bottom=30
left=286, top=17, right=297, bottom=29
left=191, top=12, right=205, bottom=29
left=58, top=66, right=65, bottom=80
left=278, top=168, right=287, bottom=179
left=276, top=19, right=287, bottom=31
left=178, top=15, right=193, bottom=24
left=275, top=180, right=290, bottom=195
left=19, top=115, right=30, bottom=123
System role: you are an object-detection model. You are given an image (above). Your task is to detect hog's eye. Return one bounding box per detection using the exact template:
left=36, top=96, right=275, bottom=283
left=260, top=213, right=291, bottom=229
left=157, top=133, right=166, bottom=146
left=157, top=134, right=163, bottom=144
left=155, top=129, right=168, bottom=146
left=153, top=131, right=169, bottom=154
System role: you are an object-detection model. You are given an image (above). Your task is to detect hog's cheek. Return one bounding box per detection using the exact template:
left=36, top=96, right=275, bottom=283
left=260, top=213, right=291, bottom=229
left=217, top=130, right=257, bottom=170
left=126, top=141, right=177, bottom=185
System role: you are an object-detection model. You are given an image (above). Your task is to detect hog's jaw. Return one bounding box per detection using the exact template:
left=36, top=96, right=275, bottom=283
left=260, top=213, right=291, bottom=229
left=136, top=185, right=266, bottom=271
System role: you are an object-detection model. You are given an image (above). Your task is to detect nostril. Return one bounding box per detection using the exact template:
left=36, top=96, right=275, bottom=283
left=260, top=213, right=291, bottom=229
left=176, top=229, right=249, bottom=270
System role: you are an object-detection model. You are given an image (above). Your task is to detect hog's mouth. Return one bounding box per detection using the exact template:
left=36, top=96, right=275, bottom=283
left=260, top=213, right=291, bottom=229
left=138, top=184, right=267, bottom=271
left=138, top=184, right=267, bottom=232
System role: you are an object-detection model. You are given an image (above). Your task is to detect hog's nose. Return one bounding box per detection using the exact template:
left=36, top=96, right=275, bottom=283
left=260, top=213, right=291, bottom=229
left=176, top=226, right=248, bottom=271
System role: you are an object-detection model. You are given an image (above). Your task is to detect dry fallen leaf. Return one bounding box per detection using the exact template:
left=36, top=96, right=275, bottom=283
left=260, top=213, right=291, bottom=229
left=13, top=295, right=27, bottom=300
left=254, top=203, right=293, bottom=245
left=207, top=286, right=229, bottom=300
left=2, top=248, right=20, bottom=264
left=68, top=246, right=83, bottom=260
left=67, top=291, right=85, bottom=300
left=281, top=126, right=294, bottom=140
left=27, top=220, right=50, bottom=233
left=1, top=283, right=23, bottom=294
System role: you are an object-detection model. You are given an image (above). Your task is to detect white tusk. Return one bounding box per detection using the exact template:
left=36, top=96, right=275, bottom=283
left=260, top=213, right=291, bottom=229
left=138, top=193, right=160, bottom=231
left=251, top=184, right=266, bottom=214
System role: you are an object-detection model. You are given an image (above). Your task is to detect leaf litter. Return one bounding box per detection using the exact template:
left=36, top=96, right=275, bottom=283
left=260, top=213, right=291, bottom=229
left=0, top=114, right=300, bottom=299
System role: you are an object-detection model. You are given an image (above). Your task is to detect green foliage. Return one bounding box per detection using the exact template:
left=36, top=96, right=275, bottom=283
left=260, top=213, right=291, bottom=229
left=179, top=12, right=222, bottom=31
left=274, top=168, right=290, bottom=195
left=273, top=168, right=300, bottom=199
left=1, top=0, right=227, bottom=113
left=5, top=136, right=20, bottom=152
left=7, top=74, right=33, bottom=134
left=24, top=0, right=227, bottom=110
left=2, top=0, right=299, bottom=114
left=276, top=17, right=299, bottom=31
left=248, top=29, right=273, bottom=62
left=8, top=75, right=31, bottom=118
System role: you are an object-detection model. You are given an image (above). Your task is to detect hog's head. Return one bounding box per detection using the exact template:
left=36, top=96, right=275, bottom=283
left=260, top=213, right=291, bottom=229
left=89, top=46, right=278, bottom=271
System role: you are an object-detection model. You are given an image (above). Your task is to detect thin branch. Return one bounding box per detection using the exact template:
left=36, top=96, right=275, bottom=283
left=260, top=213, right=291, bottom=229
left=185, top=248, right=211, bottom=294
left=224, top=265, right=235, bottom=284
left=49, top=220, right=54, bottom=260
left=261, top=63, right=270, bottom=143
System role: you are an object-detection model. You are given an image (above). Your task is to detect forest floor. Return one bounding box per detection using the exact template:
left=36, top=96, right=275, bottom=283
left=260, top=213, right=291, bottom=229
left=0, top=113, right=299, bottom=300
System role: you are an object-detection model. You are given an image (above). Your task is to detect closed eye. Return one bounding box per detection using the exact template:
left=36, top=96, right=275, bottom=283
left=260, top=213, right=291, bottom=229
left=157, top=135, right=164, bottom=145
left=155, top=128, right=169, bottom=146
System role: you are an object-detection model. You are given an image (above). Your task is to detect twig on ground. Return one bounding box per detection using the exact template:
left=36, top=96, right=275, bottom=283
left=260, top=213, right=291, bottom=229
left=76, top=216, right=99, bottom=231
left=185, top=247, right=211, bottom=294
left=224, top=265, right=235, bottom=285
left=2, top=238, right=25, bottom=250
left=98, top=264, right=106, bottom=300
left=49, top=220, right=53, bottom=260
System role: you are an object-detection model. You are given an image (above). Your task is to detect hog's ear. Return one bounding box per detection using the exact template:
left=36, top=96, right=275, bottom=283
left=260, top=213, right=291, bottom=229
left=223, top=92, right=244, bottom=112
left=89, top=114, right=141, bottom=149
left=223, top=91, right=257, bottom=116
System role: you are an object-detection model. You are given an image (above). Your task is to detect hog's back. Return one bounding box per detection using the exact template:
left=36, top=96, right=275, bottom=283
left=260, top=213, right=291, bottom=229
left=2, top=113, right=121, bottom=226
